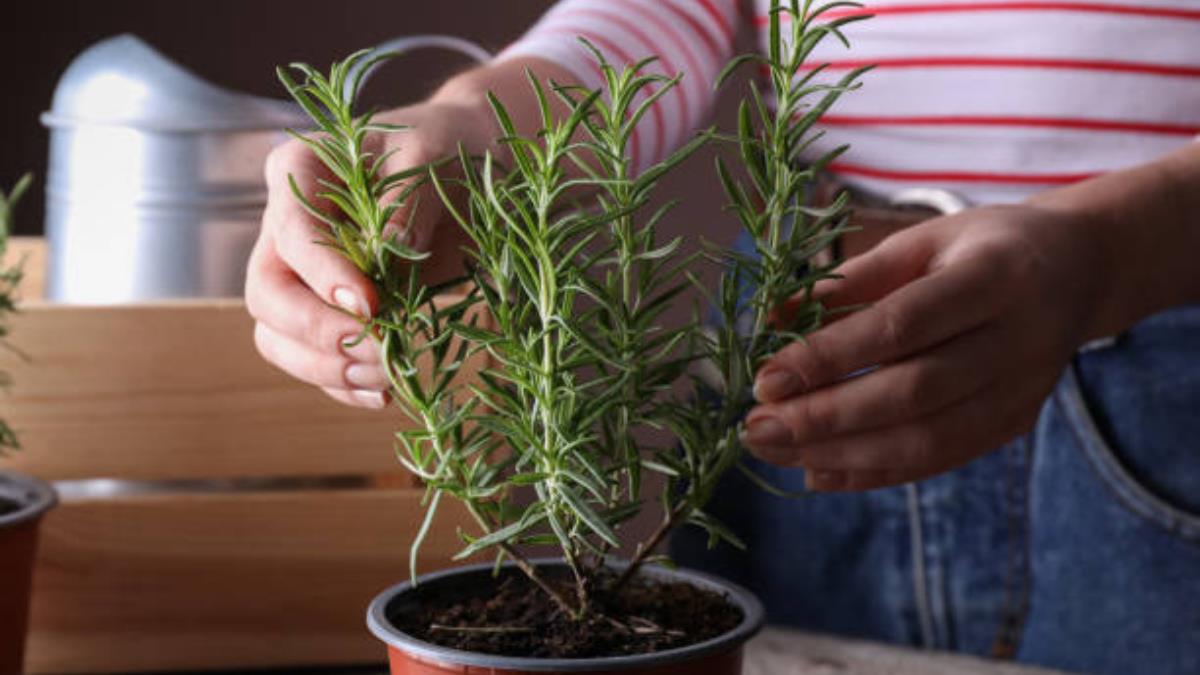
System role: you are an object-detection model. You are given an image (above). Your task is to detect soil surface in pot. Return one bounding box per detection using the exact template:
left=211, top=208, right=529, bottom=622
left=393, top=569, right=742, bottom=658
left=0, top=496, right=19, bottom=518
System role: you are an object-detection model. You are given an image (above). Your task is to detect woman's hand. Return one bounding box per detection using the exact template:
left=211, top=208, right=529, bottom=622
left=245, top=100, right=493, bottom=409
left=741, top=202, right=1111, bottom=491
left=245, top=56, right=581, bottom=410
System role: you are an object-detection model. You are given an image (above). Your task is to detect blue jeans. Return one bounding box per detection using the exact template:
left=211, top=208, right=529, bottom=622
left=672, top=304, right=1200, bottom=674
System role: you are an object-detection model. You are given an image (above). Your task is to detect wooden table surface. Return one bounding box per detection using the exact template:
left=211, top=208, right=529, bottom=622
left=743, top=628, right=1075, bottom=675
left=189, top=627, right=1074, bottom=675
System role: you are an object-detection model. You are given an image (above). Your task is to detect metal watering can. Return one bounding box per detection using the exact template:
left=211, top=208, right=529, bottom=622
left=41, top=34, right=490, bottom=303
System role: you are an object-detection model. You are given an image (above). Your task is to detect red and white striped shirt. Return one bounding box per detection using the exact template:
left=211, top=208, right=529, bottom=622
left=498, top=0, right=1200, bottom=204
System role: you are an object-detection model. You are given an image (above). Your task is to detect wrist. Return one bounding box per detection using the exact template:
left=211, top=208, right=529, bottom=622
left=1025, top=146, right=1200, bottom=340
left=1023, top=187, right=1141, bottom=342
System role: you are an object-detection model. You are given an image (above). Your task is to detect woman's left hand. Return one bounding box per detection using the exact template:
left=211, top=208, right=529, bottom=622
left=741, top=202, right=1110, bottom=491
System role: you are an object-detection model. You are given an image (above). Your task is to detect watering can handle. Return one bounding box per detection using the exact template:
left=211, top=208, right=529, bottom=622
left=345, top=35, right=493, bottom=101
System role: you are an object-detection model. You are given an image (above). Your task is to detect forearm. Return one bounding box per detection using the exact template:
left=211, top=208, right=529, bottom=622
left=1027, top=141, right=1200, bottom=339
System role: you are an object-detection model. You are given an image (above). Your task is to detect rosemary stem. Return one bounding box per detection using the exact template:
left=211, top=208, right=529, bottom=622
left=611, top=504, right=685, bottom=592
left=462, top=500, right=579, bottom=617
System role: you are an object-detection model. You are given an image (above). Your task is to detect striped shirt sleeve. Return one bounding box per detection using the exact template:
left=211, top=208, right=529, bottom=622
left=496, top=0, right=742, bottom=174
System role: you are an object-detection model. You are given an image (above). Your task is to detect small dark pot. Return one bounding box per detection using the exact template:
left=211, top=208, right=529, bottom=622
left=367, top=560, right=764, bottom=674
left=0, top=471, right=57, bottom=675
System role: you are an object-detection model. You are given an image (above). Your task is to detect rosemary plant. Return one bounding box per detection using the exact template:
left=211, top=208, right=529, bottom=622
left=683, top=0, right=872, bottom=502
left=278, top=0, right=866, bottom=623
left=432, top=48, right=711, bottom=617
left=0, top=173, right=31, bottom=455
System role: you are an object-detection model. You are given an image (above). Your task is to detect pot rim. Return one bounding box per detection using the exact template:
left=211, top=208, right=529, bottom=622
left=0, top=471, right=59, bottom=529
left=367, top=558, right=764, bottom=672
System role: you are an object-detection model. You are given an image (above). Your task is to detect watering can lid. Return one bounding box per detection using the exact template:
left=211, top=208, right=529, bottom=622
left=41, top=34, right=310, bottom=133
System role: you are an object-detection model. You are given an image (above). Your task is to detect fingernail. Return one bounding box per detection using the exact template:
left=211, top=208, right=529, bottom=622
left=742, top=414, right=792, bottom=447
left=754, top=368, right=800, bottom=402
left=333, top=287, right=366, bottom=316
left=351, top=389, right=387, bottom=409
left=345, top=363, right=385, bottom=389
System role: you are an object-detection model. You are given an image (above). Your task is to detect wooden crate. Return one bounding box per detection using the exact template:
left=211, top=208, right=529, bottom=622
left=1, top=238, right=482, bottom=673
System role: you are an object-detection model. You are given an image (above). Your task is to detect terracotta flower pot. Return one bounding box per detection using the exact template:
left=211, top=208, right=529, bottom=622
left=0, top=471, right=57, bottom=675
left=367, top=560, right=763, bottom=675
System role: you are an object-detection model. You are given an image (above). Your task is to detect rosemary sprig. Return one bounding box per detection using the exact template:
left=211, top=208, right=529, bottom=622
left=431, top=52, right=707, bottom=616
left=618, top=0, right=872, bottom=586
left=0, top=173, right=31, bottom=455
left=279, top=50, right=578, bottom=614
left=693, top=0, right=871, bottom=494
left=279, top=0, right=867, bottom=623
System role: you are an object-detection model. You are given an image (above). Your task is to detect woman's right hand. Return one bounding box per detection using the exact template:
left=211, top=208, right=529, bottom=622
left=245, top=98, right=495, bottom=409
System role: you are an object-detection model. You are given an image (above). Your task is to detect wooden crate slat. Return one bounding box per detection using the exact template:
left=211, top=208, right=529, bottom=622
left=1, top=300, right=481, bottom=481
left=1, top=238, right=499, bottom=673
left=4, top=236, right=46, bottom=301
left=26, top=487, right=479, bottom=674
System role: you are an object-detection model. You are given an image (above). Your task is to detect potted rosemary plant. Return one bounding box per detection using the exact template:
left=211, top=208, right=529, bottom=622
left=278, top=2, right=867, bottom=672
left=0, top=173, right=58, bottom=675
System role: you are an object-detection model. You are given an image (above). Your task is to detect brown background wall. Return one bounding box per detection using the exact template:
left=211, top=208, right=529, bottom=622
left=1, top=1, right=558, bottom=234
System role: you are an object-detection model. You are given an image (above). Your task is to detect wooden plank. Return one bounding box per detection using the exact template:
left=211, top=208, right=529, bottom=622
left=25, top=487, right=480, bottom=674
left=3, top=236, right=46, bottom=301
left=293, top=630, right=1076, bottom=675
left=0, top=300, right=482, bottom=481
left=745, top=629, right=1073, bottom=675
left=211, top=628, right=1073, bottom=675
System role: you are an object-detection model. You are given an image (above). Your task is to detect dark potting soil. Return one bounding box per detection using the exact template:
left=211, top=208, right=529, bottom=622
left=0, top=496, right=19, bottom=517
left=393, top=569, right=743, bottom=658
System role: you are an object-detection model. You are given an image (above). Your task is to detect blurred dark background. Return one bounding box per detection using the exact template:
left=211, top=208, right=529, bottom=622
left=1, top=1, right=556, bottom=234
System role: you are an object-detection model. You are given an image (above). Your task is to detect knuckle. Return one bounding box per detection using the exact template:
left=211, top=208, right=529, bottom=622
left=262, top=193, right=301, bottom=233
left=778, top=339, right=823, bottom=391
left=262, top=148, right=281, bottom=182
left=243, top=270, right=263, bottom=320
left=243, top=243, right=272, bottom=314
left=268, top=140, right=308, bottom=172
left=984, top=242, right=1027, bottom=284
left=259, top=203, right=280, bottom=235
left=252, top=322, right=278, bottom=364
left=977, top=236, right=1038, bottom=294
left=272, top=220, right=301, bottom=262
left=896, top=363, right=938, bottom=416
left=314, top=353, right=354, bottom=391
left=800, top=339, right=828, bottom=386
left=263, top=143, right=295, bottom=183
left=401, top=134, right=430, bottom=161
left=796, top=393, right=837, bottom=440
left=300, top=308, right=342, bottom=355
left=274, top=219, right=321, bottom=268
left=244, top=286, right=263, bottom=320
left=875, top=303, right=915, bottom=355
